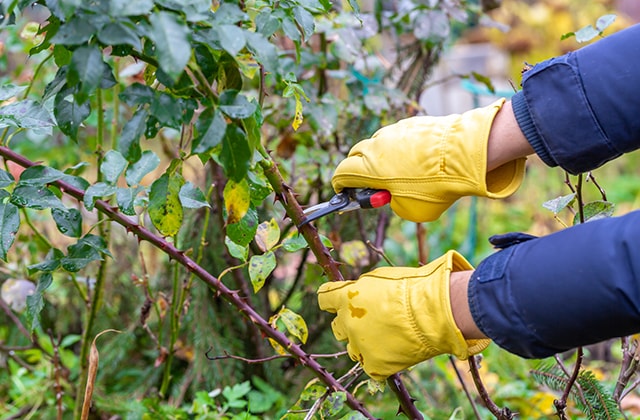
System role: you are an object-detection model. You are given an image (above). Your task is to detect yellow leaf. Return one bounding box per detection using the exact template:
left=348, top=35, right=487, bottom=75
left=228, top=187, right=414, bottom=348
left=223, top=178, right=250, bottom=225
left=267, top=338, right=289, bottom=355
left=255, top=218, right=280, bottom=252
left=148, top=173, right=184, bottom=237
left=292, top=93, right=303, bottom=131
left=278, top=307, right=308, bottom=344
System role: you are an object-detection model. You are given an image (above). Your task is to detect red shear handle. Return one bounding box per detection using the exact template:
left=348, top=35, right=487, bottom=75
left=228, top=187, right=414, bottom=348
left=355, top=189, right=392, bottom=209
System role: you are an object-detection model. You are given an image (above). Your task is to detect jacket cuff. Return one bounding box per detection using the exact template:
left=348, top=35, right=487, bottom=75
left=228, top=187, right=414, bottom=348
left=511, top=91, right=556, bottom=168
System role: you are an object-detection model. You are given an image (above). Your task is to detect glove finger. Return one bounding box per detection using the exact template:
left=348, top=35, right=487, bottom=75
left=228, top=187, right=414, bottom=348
left=390, top=195, right=452, bottom=223
left=330, top=317, right=348, bottom=341
left=317, top=281, right=356, bottom=313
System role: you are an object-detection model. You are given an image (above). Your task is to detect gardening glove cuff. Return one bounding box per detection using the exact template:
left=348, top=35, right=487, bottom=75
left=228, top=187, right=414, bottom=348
left=331, top=98, right=526, bottom=222
left=317, top=251, right=491, bottom=381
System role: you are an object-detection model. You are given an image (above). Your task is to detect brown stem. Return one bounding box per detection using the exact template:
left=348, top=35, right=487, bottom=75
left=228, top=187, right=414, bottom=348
left=0, top=146, right=376, bottom=420
left=613, top=337, right=639, bottom=401
left=468, top=356, right=515, bottom=419
left=586, top=172, right=607, bottom=201
left=449, top=356, right=482, bottom=420
left=555, top=347, right=584, bottom=417
left=416, top=223, right=428, bottom=265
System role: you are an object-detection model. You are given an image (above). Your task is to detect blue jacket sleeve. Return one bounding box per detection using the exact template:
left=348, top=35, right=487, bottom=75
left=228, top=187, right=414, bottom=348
left=511, top=24, right=640, bottom=174
left=468, top=211, right=640, bottom=358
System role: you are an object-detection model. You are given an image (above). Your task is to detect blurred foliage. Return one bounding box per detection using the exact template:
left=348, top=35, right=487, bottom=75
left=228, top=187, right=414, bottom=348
left=0, top=1, right=639, bottom=420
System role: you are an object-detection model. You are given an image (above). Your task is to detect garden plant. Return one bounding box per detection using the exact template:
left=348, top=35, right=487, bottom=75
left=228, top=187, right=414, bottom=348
left=0, top=0, right=639, bottom=419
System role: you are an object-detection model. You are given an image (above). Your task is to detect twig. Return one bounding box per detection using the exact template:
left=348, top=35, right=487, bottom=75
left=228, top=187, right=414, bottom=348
left=575, top=174, right=585, bottom=224
left=614, top=338, right=640, bottom=401
left=449, top=356, right=482, bottom=419
left=0, top=146, right=376, bottom=420
left=585, top=172, right=607, bottom=201
left=48, top=330, right=64, bottom=420
left=206, top=349, right=348, bottom=363
left=365, top=240, right=394, bottom=267
left=468, top=355, right=515, bottom=419
left=554, top=347, right=584, bottom=417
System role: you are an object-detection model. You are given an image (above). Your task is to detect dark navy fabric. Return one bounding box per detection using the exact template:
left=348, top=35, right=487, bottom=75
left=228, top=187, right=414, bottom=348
left=469, top=211, right=640, bottom=358
left=469, top=25, right=640, bottom=358
left=511, top=24, right=640, bottom=174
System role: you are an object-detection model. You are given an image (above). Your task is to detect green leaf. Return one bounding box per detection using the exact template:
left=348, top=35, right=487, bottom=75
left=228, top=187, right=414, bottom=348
left=223, top=178, right=250, bottom=225
left=255, top=10, right=281, bottom=37
left=223, top=381, right=252, bottom=403
left=0, top=169, right=14, bottom=188
left=76, top=234, right=113, bottom=258
left=192, top=108, right=227, bottom=155
left=61, top=235, right=108, bottom=272
left=219, top=91, right=257, bottom=120
left=225, top=236, right=248, bottom=262
left=278, top=307, right=308, bottom=344
left=148, top=172, right=185, bottom=236
left=0, top=100, right=54, bottom=134
left=116, top=187, right=141, bottom=216
left=301, top=383, right=326, bottom=401
left=100, top=150, right=128, bottom=185
left=282, top=233, right=308, bottom=252
left=68, top=45, right=104, bottom=103
left=220, top=124, right=251, bottom=182
left=60, top=251, right=98, bottom=275
left=293, top=6, right=315, bottom=41
left=97, top=21, right=142, bottom=50
left=83, top=182, right=117, bottom=210
left=0, top=190, right=19, bottom=261
left=18, top=165, right=65, bottom=186
left=118, top=108, right=147, bottom=162
left=50, top=17, right=96, bottom=45
left=542, top=193, right=576, bottom=214
left=119, top=83, right=155, bottom=107
left=573, top=201, right=615, bottom=225
left=321, top=392, right=346, bottom=417
left=226, top=207, right=258, bottom=247
left=28, top=249, right=64, bottom=274
left=217, top=25, right=246, bottom=57
left=248, top=251, right=276, bottom=292
left=108, top=0, right=153, bottom=16
left=52, top=208, right=82, bottom=237
left=255, top=218, right=280, bottom=252
left=26, top=273, right=53, bottom=331
left=149, top=11, right=191, bottom=81
left=244, top=31, right=279, bottom=73
left=149, top=92, right=194, bottom=129
left=54, top=94, right=91, bottom=139
left=0, top=84, right=27, bottom=101
left=242, top=102, right=263, bottom=153
left=125, top=151, right=160, bottom=186
left=10, top=185, right=66, bottom=211
left=217, top=56, right=243, bottom=91
left=179, top=182, right=210, bottom=209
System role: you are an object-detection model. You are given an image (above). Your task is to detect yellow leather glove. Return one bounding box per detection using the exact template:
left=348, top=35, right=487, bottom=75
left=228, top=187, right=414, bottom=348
left=331, top=99, right=526, bottom=222
left=317, top=251, right=491, bottom=382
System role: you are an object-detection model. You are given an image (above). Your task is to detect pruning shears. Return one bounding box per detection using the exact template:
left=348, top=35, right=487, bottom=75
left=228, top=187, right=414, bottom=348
left=298, top=188, right=391, bottom=227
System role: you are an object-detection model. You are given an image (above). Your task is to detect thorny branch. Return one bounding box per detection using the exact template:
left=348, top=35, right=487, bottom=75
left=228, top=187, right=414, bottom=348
left=0, top=146, right=376, bottom=419
left=261, top=158, right=425, bottom=419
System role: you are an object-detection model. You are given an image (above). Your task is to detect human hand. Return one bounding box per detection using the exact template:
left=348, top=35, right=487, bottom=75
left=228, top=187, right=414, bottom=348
left=317, top=251, right=491, bottom=381
left=331, top=99, right=526, bottom=222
